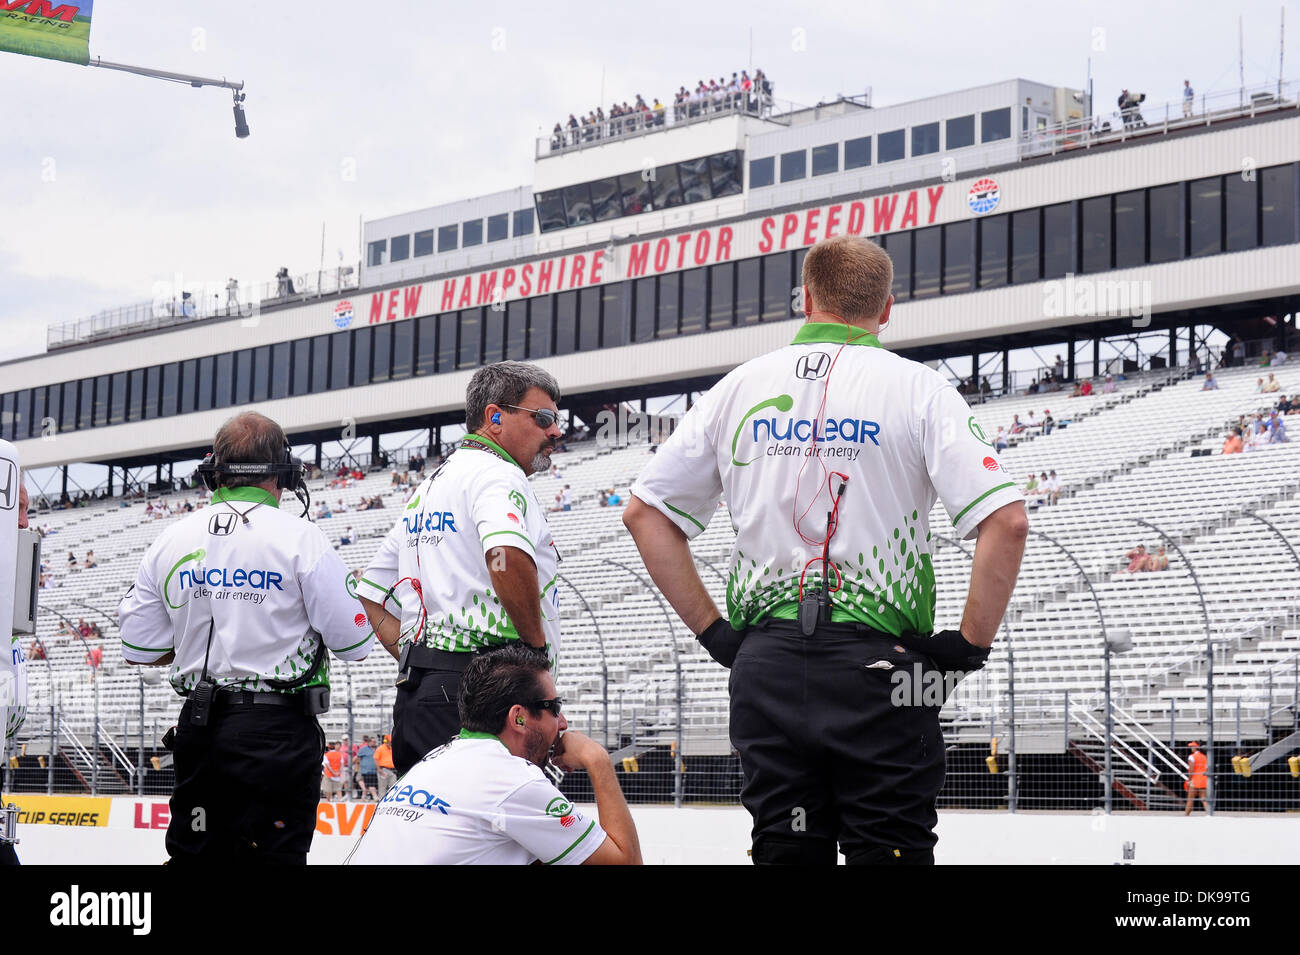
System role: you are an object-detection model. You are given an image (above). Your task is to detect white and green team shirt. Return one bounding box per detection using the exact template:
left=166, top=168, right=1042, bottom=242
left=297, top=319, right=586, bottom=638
left=631, top=323, right=1023, bottom=637
left=355, top=437, right=561, bottom=662
left=345, top=731, right=605, bottom=865
left=118, top=486, right=375, bottom=695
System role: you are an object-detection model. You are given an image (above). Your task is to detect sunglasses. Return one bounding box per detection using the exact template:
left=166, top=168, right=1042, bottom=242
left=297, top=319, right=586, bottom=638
left=503, top=404, right=560, bottom=430
left=531, top=696, right=565, bottom=716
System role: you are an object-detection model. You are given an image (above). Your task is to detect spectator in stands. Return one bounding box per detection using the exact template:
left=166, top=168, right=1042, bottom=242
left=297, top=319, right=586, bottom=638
left=1024, top=473, right=1040, bottom=501
left=1184, top=742, right=1209, bottom=815
left=1102, top=375, right=1116, bottom=394
left=1268, top=412, right=1288, bottom=444
left=992, top=426, right=1008, bottom=451
left=1125, top=544, right=1149, bottom=573
left=322, top=742, right=344, bottom=802
left=370, top=495, right=385, bottom=509
left=1262, top=373, right=1281, bottom=393
left=85, top=644, right=103, bottom=683
left=29, top=639, right=45, bottom=661
left=1230, top=337, right=1246, bottom=367
left=375, top=734, right=397, bottom=795
left=57, top=619, right=75, bottom=639
left=67, top=551, right=77, bottom=568
left=1222, top=428, right=1244, bottom=454
left=1044, top=470, right=1061, bottom=506
left=390, top=471, right=402, bottom=487
left=77, top=618, right=91, bottom=639
left=1150, top=546, right=1168, bottom=571
left=1201, top=372, right=1219, bottom=391
left=1042, top=410, right=1055, bottom=435
left=341, top=527, right=354, bottom=546
left=549, top=463, right=563, bottom=479
left=1081, top=379, right=1094, bottom=396
left=598, top=489, right=609, bottom=507
left=1009, top=414, right=1026, bottom=435
left=83, top=550, right=97, bottom=569
left=1255, top=376, right=1266, bottom=393
left=1273, top=347, right=1288, bottom=366
left=335, top=498, right=349, bottom=514
left=1053, top=355, right=1065, bottom=380
left=607, top=489, right=623, bottom=506
left=354, top=736, right=379, bottom=801
left=1183, top=80, right=1195, bottom=118
left=314, top=501, right=332, bottom=520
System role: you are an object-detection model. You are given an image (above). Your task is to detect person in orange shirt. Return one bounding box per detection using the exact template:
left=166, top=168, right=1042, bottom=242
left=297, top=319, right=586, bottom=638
left=322, top=741, right=345, bottom=802
left=1222, top=428, right=1243, bottom=455
left=374, top=734, right=397, bottom=796
left=1184, top=741, right=1209, bottom=815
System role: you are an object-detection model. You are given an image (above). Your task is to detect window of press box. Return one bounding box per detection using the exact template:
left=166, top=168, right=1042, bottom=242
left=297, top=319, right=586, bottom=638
left=505, top=300, right=527, bottom=359
left=1224, top=174, right=1257, bottom=251
left=779, top=150, right=806, bottom=182
left=1080, top=196, right=1111, bottom=273
left=709, top=152, right=743, bottom=197
left=252, top=345, right=271, bottom=403
left=749, top=156, right=775, bottom=188
left=632, top=277, right=656, bottom=342
left=736, top=258, right=760, bottom=323
left=591, top=177, right=622, bottom=220
left=761, top=251, right=791, bottom=321
left=561, top=183, right=593, bottom=227
left=290, top=340, right=311, bottom=395
left=459, top=308, right=483, bottom=368
left=1113, top=190, right=1145, bottom=268
left=483, top=308, right=505, bottom=363
left=981, top=107, right=1011, bottom=142
left=391, top=320, right=414, bottom=380
left=911, top=122, right=940, bottom=157
left=413, top=230, right=434, bottom=257
left=462, top=219, right=484, bottom=247
left=416, top=315, right=438, bottom=376
left=536, top=191, right=566, bottom=233
left=367, top=239, right=386, bottom=267
left=677, top=158, right=711, bottom=203
left=604, top=175, right=643, bottom=220
left=878, top=129, right=905, bottom=163
left=511, top=208, right=533, bottom=237
left=844, top=136, right=871, bottom=169
left=943, top=222, right=973, bottom=294
left=1041, top=202, right=1075, bottom=279
left=651, top=164, right=683, bottom=209
left=528, top=296, right=553, bottom=359
left=946, top=114, right=975, bottom=150
left=390, top=234, right=410, bottom=262
left=883, top=231, right=911, bottom=298
left=1188, top=176, right=1223, bottom=258
left=1147, top=183, right=1183, bottom=264
left=554, top=292, right=577, bottom=355
left=487, top=213, right=508, bottom=242
left=578, top=287, right=601, bottom=351
left=438, top=224, right=459, bottom=253
left=978, top=215, right=1008, bottom=288
left=602, top=282, right=629, bottom=347
left=371, top=325, right=392, bottom=382
left=76, top=378, right=92, bottom=429
left=92, top=374, right=109, bottom=426
left=680, top=268, right=706, bottom=335
left=110, top=371, right=127, bottom=423
left=437, top=313, right=457, bottom=371
left=1261, top=163, right=1297, bottom=247
left=812, top=143, right=839, bottom=177
left=309, top=337, right=329, bottom=393
left=911, top=226, right=941, bottom=299
left=178, top=362, right=196, bottom=415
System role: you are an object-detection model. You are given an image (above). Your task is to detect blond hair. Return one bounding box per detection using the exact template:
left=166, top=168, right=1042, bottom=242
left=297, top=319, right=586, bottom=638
left=801, top=235, right=893, bottom=323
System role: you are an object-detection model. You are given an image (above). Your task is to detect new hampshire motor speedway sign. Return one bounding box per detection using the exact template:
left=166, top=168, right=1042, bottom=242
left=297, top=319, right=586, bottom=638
left=345, top=182, right=971, bottom=329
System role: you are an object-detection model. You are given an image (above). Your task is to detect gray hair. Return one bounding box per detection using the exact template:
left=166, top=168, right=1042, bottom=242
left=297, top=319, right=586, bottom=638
left=212, top=411, right=287, bottom=488
left=465, top=361, right=560, bottom=431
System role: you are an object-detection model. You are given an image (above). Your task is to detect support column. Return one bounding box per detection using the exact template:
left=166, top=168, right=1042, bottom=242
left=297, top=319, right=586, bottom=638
left=1169, top=327, right=1178, bottom=368
left=1067, top=333, right=1076, bottom=382
left=62, top=465, right=69, bottom=497
left=1001, top=349, right=1010, bottom=393
left=370, top=432, right=381, bottom=470
left=1093, top=338, right=1101, bottom=378
left=314, top=443, right=323, bottom=469
left=155, top=464, right=162, bottom=487
left=107, top=466, right=114, bottom=496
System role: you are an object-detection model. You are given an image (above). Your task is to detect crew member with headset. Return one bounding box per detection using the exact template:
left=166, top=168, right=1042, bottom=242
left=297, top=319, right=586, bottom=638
left=119, top=412, right=374, bottom=864
left=624, top=235, right=1028, bottom=865
left=0, top=442, right=28, bottom=866
left=357, top=361, right=565, bottom=775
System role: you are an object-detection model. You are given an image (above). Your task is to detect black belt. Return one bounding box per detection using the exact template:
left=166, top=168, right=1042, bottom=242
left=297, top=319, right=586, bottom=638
left=213, top=689, right=302, bottom=708
left=403, top=642, right=497, bottom=672
left=752, top=618, right=896, bottom=640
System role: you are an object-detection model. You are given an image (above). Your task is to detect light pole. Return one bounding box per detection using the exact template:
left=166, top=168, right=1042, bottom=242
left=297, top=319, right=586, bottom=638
left=607, top=560, right=685, bottom=809
left=557, top=573, right=610, bottom=748
left=1136, top=519, right=1214, bottom=814
left=1026, top=529, right=1129, bottom=813
left=931, top=534, right=1019, bottom=811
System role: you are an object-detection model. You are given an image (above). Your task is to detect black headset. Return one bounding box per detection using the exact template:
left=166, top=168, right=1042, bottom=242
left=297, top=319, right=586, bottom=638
left=196, top=441, right=312, bottom=517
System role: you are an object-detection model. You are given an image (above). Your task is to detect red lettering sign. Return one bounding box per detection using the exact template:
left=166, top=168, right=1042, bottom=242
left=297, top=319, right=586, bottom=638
left=368, top=293, right=384, bottom=324
left=628, top=242, right=650, bottom=277
left=386, top=289, right=399, bottom=321
left=802, top=209, right=821, bottom=247
left=779, top=214, right=799, bottom=250
left=873, top=195, right=898, bottom=233
left=847, top=202, right=866, bottom=235
left=758, top=217, right=775, bottom=253
left=402, top=285, right=422, bottom=317
left=520, top=262, right=534, bottom=295
left=476, top=270, right=497, bottom=306
left=926, top=186, right=944, bottom=223
left=717, top=225, right=733, bottom=260
left=440, top=280, right=455, bottom=311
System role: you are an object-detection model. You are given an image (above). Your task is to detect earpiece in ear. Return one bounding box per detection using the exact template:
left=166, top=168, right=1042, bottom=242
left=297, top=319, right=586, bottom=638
left=491, top=412, right=502, bottom=425
left=515, top=717, right=524, bottom=726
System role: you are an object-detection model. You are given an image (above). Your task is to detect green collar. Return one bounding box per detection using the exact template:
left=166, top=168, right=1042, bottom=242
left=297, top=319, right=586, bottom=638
left=458, top=728, right=507, bottom=749
left=210, top=486, right=279, bottom=509
left=462, top=434, right=522, bottom=471
left=791, top=322, right=883, bottom=348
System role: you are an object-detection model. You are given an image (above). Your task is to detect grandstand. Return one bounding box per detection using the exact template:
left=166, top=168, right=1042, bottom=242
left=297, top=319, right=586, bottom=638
left=4, top=70, right=1299, bottom=816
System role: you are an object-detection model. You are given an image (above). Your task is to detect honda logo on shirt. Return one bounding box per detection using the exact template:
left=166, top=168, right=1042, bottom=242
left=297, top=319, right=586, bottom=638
left=208, top=513, right=238, bottom=536
left=0, top=458, right=15, bottom=511
left=796, top=352, right=831, bottom=380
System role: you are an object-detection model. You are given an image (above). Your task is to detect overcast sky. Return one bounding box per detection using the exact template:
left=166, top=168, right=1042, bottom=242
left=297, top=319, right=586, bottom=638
left=1, top=0, right=1293, bottom=366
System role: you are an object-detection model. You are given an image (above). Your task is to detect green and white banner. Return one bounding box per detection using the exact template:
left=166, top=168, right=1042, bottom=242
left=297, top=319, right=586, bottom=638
left=0, top=0, right=94, bottom=66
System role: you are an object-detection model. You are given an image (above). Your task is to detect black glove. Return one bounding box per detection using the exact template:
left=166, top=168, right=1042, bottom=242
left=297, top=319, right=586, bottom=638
left=895, top=629, right=991, bottom=674
left=696, top=617, right=747, bottom=669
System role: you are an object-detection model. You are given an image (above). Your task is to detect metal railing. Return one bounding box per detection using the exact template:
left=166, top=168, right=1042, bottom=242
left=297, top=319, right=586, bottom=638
left=1019, top=80, right=1297, bottom=160
left=46, top=263, right=361, bottom=351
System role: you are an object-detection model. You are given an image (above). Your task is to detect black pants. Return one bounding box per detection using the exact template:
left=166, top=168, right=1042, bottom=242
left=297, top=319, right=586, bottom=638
left=167, top=698, right=324, bottom=865
left=729, top=623, right=946, bottom=865
left=392, top=668, right=462, bottom=776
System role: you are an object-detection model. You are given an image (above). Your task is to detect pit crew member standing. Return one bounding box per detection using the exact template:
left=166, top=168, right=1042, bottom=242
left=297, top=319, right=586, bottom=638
left=357, top=361, right=565, bottom=775
left=119, top=412, right=374, bottom=864
left=624, top=236, right=1028, bottom=865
